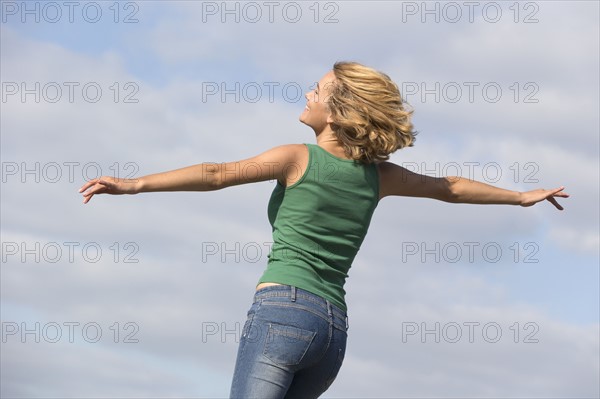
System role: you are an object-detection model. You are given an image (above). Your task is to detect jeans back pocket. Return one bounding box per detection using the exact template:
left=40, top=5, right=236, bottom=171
left=263, top=322, right=316, bottom=366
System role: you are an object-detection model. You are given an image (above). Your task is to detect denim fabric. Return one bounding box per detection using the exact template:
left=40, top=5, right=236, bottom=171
left=229, top=285, right=349, bottom=399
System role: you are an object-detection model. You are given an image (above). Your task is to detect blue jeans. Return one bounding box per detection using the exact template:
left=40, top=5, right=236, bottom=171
left=229, top=285, right=349, bottom=399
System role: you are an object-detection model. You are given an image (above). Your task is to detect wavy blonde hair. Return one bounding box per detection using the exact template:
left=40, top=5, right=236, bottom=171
left=327, top=61, right=416, bottom=163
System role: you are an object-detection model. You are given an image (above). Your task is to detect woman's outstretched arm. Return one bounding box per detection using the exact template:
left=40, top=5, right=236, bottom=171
left=78, top=144, right=305, bottom=204
left=377, top=161, right=569, bottom=210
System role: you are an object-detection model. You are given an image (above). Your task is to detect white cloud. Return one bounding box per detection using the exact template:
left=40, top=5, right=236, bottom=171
left=548, top=226, right=600, bottom=254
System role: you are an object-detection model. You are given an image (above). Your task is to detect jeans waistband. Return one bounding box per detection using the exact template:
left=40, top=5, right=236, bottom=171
left=253, top=285, right=349, bottom=331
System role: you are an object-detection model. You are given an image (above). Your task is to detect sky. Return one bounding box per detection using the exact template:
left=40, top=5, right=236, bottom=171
left=1, top=0, right=599, bottom=398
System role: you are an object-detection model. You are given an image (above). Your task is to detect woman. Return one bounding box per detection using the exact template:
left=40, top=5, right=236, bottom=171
left=79, top=62, right=568, bottom=398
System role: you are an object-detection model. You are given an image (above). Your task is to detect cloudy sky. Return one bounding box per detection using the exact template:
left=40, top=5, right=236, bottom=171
left=1, top=1, right=598, bottom=398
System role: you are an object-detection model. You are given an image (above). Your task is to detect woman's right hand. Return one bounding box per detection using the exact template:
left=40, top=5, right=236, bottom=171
left=78, top=176, right=140, bottom=204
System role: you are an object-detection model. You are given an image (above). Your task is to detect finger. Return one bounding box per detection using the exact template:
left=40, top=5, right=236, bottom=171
left=82, top=189, right=97, bottom=198
left=83, top=190, right=95, bottom=204
left=547, top=186, right=565, bottom=196
left=78, top=179, right=99, bottom=193
left=79, top=177, right=115, bottom=193
left=547, top=197, right=563, bottom=211
left=82, top=182, right=108, bottom=198
left=81, top=181, right=110, bottom=202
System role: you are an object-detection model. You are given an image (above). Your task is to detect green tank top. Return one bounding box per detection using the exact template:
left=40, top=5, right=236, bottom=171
left=258, top=143, right=380, bottom=311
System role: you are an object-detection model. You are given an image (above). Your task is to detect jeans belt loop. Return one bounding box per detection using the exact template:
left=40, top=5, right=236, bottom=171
left=291, top=285, right=296, bottom=302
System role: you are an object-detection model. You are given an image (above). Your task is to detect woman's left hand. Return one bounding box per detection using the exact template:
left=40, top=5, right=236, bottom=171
left=519, top=186, right=569, bottom=210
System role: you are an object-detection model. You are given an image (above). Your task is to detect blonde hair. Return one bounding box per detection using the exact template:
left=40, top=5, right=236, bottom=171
left=327, top=61, right=417, bottom=163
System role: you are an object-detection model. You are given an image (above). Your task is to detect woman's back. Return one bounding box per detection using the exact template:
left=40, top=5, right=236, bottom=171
left=259, top=143, right=380, bottom=311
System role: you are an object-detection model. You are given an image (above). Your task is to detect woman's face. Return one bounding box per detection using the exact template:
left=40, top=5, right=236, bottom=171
left=299, top=70, right=336, bottom=133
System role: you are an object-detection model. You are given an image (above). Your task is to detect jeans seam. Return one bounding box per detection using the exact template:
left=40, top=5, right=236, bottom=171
left=307, top=308, right=334, bottom=369
left=254, top=290, right=345, bottom=317
left=260, top=301, right=331, bottom=325
left=240, top=299, right=262, bottom=355
left=324, top=347, right=344, bottom=389
left=258, top=301, right=346, bottom=330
